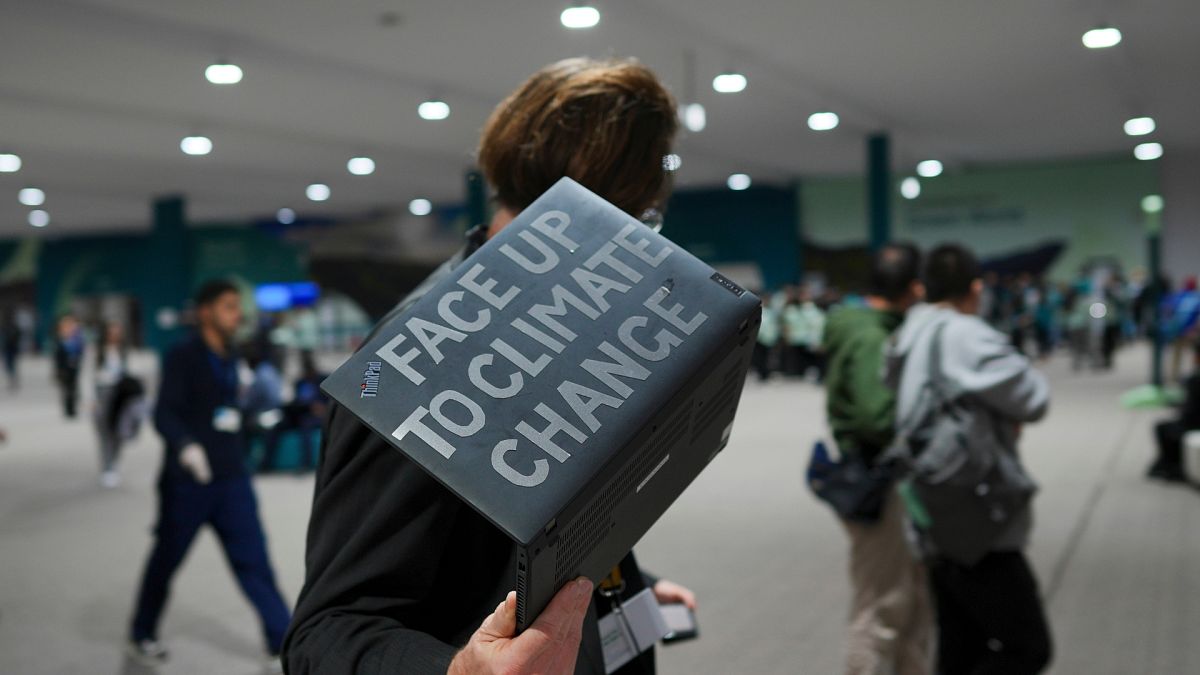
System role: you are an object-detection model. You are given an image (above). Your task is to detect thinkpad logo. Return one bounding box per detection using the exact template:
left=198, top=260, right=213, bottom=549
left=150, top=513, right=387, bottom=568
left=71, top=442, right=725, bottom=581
left=710, top=272, right=746, bottom=297
left=360, top=361, right=382, bottom=398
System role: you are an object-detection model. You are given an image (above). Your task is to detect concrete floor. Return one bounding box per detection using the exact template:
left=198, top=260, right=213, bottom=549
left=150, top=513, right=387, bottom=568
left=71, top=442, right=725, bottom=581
left=0, top=345, right=1196, bottom=674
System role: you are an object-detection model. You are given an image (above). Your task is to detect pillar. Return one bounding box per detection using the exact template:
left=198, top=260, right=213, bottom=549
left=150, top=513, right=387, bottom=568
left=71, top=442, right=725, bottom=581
left=143, top=195, right=190, bottom=354
left=866, top=133, right=891, bottom=252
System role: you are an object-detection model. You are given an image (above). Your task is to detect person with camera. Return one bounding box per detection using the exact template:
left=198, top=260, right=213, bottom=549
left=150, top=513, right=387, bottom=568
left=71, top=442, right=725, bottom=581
left=886, top=244, right=1052, bottom=675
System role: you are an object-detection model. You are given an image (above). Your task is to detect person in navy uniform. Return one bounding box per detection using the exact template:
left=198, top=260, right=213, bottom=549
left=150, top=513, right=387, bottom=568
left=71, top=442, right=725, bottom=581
left=127, top=279, right=291, bottom=669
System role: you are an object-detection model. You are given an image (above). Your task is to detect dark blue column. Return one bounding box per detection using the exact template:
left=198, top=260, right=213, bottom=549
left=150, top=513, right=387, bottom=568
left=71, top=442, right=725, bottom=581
left=792, top=179, right=805, bottom=284
left=465, top=169, right=487, bottom=232
left=143, top=195, right=190, bottom=354
left=866, top=134, right=891, bottom=252
left=1146, top=208, right=1163, bottom=387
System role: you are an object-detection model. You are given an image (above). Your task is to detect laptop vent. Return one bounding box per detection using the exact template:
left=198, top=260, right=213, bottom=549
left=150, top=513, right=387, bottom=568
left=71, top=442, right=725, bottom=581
left=553, top=402, right=693, bottom=585
left=690, top=360, right=743, bottom=443
left=515, top=567, right=528, bottom=628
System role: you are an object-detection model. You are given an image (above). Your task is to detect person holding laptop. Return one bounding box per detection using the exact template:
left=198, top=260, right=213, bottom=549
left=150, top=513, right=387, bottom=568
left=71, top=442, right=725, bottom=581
left=284, top=57, right=695, bottom=675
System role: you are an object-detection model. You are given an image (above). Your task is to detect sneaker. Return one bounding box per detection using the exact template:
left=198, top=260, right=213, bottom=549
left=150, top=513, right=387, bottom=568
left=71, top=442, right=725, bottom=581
left=1148, top=461, right=1188, bottom=483
left=126, top=639, right=169, bottom=666
left=100, top=471, right=121, bottom=489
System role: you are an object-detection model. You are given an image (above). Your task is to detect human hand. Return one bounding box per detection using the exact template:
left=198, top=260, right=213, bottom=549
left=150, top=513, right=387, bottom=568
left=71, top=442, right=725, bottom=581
left=652, top=579, right=697, bottom=610
left=179, top=443, right=212, bottom=484
left=447, top=577, right=593, bottom=675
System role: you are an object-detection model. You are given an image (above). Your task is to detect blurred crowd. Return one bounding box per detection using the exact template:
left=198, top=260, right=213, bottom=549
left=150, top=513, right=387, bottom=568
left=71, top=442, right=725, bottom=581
left=752, top=268, right=1200, bottom=385
left=0, top=303, right=332, bottom=490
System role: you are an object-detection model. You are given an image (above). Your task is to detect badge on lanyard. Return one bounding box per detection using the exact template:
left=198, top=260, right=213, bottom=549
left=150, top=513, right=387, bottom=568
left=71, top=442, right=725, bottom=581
left=213, top=406, right=243, bottom=433
left=207, top=350, right=241, bottom=433
left=597, top=566, right=670, bottom=674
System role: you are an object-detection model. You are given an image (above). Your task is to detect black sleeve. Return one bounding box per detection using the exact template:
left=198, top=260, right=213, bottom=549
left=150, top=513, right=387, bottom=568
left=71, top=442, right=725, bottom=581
left=282, top=403, right=469, bottom=675
left=153, top=347, right=196, bottom=457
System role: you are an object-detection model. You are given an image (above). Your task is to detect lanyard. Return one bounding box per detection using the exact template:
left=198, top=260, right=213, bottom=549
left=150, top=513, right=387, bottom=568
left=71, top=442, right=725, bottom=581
left=598, top=566, right=643, bottom=657
left=206, top=350, right=238, bottom=405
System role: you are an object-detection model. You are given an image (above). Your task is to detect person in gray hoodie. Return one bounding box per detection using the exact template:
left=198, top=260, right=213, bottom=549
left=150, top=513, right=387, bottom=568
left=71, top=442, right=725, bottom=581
left=885, top=244, right=1053, bottom=675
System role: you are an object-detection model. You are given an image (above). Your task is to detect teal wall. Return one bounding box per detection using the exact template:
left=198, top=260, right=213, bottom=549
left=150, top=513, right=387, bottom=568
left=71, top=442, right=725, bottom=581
left=33, top=224, right=307, bottom=351
left=0, top=239, right=40, bottom=285
left=662, top=185, right=801, bottom=291
left=9, top=154, right=1164, bottom=348
left=802, top=156, right=1160, bottom=280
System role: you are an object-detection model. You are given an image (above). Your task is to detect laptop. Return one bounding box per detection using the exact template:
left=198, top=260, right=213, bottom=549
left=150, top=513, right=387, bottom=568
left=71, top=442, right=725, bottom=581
left=321, top=177, right=761, bottom=630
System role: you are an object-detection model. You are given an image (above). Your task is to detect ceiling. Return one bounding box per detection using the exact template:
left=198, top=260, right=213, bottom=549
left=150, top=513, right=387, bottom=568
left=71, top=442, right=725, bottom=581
left=1, top=0, right=1196, bottom=236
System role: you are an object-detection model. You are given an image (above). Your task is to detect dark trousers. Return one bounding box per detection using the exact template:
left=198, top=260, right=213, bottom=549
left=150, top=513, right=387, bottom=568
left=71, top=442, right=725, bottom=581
left=1153, top=420, right=1186, bottom=473
left=1101, top=325, right=1119, bottom=368
left=130, top=474, right=292, bottom=653
left=3, top=345, right=17, bottom=389
left=751, top=343, right=773, bottom=381
left=1034, top=324, right=1053, bottom=358
left=930, top=551, right=1052, bottom=675
left=59, top=369, right=79, bottom=418
left=1010, top=327, right=1027, bottom=356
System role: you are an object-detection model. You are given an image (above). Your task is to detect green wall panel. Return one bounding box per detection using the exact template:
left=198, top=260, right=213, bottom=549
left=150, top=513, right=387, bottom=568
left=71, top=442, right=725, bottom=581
left=802, top=156, right=1159, bottom=279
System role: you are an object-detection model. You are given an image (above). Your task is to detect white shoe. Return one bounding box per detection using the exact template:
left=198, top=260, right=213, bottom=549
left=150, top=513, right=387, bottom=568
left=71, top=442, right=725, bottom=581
left=126, top=639, right=169, bottom=666
left=100, top=471, right=121, bottom=489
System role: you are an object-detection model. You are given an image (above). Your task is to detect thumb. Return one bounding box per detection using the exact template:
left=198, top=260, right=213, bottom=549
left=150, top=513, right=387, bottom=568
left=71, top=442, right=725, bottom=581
left=528, top=578, right=592, bottom=640
left=480, top=591, right=518, bottom=639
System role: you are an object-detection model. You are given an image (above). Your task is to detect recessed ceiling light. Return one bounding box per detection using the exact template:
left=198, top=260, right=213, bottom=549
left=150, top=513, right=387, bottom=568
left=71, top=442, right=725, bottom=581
left=306, top=183, right=331, bottom=202
left=180, top=136, right=212, bottom=156
left=1141, top=195, right=1164, bottom=214
left=1124, top=117, right=1155, bottom=136
left=807, top=112, right=839, bottom=131
left=418, top=100, right=450, bottom=120
left=682, top=103, right=706, bottom=132
left=276, top=208, right=296, bottom=224
left=560, top=5, right=600, bottom=29
left=205, top=62, right=243, bottom=84
left=0, top=153, right=21, bottom=173
left=712, top=72, right=747, bottom=93
left=900, top=176, right=921, bottom=199
left=1134, top=142, right=1163, bottom=161
left=727, top=173, right=751, bottom=191
left=28, top=210, right=49, bottom=228
left=1082, top=26, right=1122, bottom=49
left=663, top=154, right=682, bottom=172
left=916, top=160, right=943, bottom=178
left=18, top=187, right=45, bottom=206
left=409, top=198, right=433, bottom=216
left=347, top=157, right=376, bottom=175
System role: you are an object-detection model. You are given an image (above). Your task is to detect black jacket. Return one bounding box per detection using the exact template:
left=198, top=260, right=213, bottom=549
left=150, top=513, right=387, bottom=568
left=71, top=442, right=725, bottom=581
left=284, top=241, right=656, bottom=675
left=154, top=334, right=246, bottom=482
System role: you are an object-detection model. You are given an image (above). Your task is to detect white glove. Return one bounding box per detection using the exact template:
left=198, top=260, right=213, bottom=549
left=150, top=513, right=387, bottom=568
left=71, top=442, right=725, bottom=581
left=180, top=443, right=213, bottom=484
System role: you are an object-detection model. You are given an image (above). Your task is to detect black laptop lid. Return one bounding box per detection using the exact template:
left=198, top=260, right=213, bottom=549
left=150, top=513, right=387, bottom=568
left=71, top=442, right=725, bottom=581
left=322, top=177, right=760, bottom=545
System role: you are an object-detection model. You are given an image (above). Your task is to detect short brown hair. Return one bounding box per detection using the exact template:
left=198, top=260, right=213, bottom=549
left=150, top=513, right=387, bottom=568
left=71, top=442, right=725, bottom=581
left=478, top=57, right=678, bottom=216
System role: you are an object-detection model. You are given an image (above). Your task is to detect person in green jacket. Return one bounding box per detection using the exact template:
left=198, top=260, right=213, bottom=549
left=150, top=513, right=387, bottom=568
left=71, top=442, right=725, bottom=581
left=822, top=243, right=931, bottom=675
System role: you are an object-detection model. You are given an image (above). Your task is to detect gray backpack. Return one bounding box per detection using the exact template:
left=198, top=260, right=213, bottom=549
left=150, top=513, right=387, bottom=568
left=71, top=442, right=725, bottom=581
left=890, top=322, right=1037, bottom=566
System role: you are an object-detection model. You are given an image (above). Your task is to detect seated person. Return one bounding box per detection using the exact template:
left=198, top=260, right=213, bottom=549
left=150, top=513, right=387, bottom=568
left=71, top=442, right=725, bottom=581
left=1147, top=341, right=1200, bottom=482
